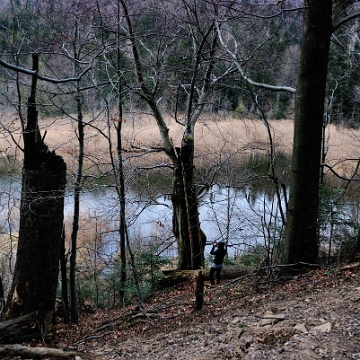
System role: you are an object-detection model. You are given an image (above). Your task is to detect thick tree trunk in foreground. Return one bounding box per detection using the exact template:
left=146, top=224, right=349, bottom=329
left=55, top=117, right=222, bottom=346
left=4, top=122, right=66, bottom=322
left=3, top=54, right=67, bottom=341
left=283, top=0, right=332, bottom=265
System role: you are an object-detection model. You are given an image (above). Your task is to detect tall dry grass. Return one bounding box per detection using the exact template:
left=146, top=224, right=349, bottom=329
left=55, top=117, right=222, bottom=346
left=0, top=111, right=359, bottom=177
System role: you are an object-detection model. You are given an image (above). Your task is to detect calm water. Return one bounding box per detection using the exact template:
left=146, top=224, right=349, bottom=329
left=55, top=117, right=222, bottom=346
left=0, top=176, right=285, bottom=260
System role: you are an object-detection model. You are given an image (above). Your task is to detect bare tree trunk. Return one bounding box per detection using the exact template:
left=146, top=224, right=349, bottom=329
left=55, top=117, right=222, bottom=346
left=4, top=54, right=66, bottom=336
left=69, top=89, right=83, bottom=323
left=116, top=1, right=127, bottom=303
left=69, top=1, right=84, bottom=323
left=60, top=226, right=70, bottom=324
left=283, top=0, right=332, bottom=265
left=173, top=145, right=205, bottom=270
left=173, top=149, right=192, bottom=270
left=116, top=97, right=127, bottom=303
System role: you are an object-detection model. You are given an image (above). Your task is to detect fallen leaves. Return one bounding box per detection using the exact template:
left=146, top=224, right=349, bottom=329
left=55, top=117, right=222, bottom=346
left=20, top=266, right=359, bottom=359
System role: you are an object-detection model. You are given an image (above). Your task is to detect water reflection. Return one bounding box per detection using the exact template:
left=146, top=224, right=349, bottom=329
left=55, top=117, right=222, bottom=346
left=0, top=178, right=285, bottom=260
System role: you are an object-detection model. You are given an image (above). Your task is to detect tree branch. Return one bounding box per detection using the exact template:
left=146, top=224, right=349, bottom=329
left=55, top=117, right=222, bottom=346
left=321, top=159, right=360, bottom=182
left=216, top=22, right=296, bottom=93
left=0, top=57, right=93, bottom=83
left=333, top=11, right=360, bottom=33
left=228, top=6, right=309, bottom=20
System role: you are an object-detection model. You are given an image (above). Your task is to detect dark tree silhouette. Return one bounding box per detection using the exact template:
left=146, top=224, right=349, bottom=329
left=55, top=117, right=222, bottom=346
left=3, top=54, right=66, bottom=341
left=283, top=0, right=333, bottom=265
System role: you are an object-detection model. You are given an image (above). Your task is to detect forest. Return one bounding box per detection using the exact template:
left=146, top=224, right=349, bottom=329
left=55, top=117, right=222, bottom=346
left=0, top=0, right=360, bottom=357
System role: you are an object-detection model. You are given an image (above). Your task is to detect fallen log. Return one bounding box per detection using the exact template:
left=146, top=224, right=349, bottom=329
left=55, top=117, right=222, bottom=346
left=0, top=344, right=101, bottom=359
left=0, top=310, right=53, bottom=343
left=161, top=266, right=248, bottom=287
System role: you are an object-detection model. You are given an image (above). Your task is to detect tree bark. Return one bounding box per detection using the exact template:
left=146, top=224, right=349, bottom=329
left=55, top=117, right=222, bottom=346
left=283, top=0, right=333, bottom=265
left=115, top=10, right=127, bottom=301
left=173, top=145, right=206, bottom=270
left=4, top=54, right=67, bottom=334
left=0, top=275, right=4, bottom=300
left=194, top=270, right=204, bottom=311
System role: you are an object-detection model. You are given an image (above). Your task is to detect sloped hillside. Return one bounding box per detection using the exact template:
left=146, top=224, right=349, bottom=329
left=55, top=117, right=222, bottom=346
left=46, top=265, right=360, bottom=360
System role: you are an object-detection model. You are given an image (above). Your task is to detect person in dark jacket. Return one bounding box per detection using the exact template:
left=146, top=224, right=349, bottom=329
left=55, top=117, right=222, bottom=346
left=209, top=241, right=226, bottom=285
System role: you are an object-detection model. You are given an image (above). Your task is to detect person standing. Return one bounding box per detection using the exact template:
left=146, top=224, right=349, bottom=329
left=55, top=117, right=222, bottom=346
left=209, top=241, right=226, bottom=285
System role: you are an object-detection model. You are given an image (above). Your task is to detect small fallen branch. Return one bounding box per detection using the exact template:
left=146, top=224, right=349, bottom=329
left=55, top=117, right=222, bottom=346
left=73, top=331, right=116, bottom=345
left=225, top=270, right=258, bottom=285
left=338, top=262, right=360, bottom=271
left=75, top=318, right=156, bottom=345
left=254, top=314, right=286, bottom=320
left=92, top=309, right=159, bottom=335
left=259, top=261, right=321, bottom=271
left=74, top=308, right=162, bottom=345
left=0, top=344, right=100, bottom=359
left=146, top=302, right=194, bottom=313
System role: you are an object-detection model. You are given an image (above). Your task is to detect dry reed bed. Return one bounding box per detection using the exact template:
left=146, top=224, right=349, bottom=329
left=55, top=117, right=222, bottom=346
left=0, top=112, right=359, bottom=176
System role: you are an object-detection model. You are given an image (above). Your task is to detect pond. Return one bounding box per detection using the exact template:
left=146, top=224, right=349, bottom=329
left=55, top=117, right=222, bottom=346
left=0, top=176, right=285, bottom=262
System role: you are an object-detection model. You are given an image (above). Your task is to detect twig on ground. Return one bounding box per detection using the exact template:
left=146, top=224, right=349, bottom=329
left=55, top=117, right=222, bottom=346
left=74, top=331, right=116, bottom=345
left=225, top=270, right=258, bottom=285
left=338, top=262, right=360, bottom=271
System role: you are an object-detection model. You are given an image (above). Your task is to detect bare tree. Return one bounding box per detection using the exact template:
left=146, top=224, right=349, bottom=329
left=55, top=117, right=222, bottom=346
left=3, top=54, right=67, bottom=341
left=118, top=0, right=235, bottom=269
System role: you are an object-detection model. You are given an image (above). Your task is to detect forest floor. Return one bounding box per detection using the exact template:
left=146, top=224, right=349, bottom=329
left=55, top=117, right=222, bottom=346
left=28, top=264, right=360, bottom=359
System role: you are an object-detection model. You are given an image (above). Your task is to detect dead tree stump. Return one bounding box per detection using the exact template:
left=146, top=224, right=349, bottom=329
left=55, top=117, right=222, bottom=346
left=194, top=270, right=204, bottom=311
